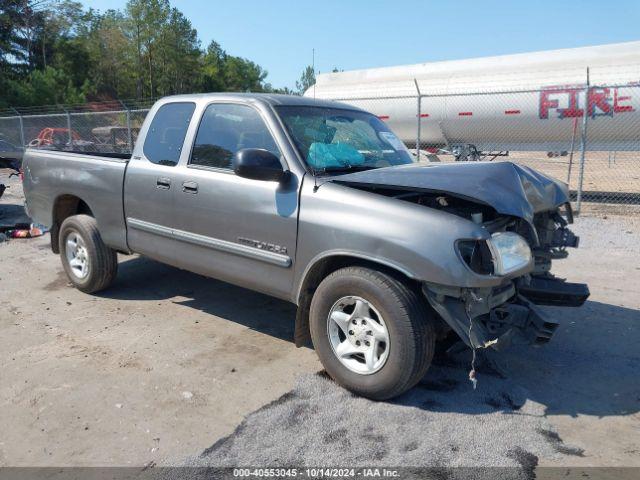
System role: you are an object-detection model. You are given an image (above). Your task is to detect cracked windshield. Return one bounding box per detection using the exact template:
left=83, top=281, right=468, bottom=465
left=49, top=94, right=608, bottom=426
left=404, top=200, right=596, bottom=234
left=275, top=106, right=416, bottom=173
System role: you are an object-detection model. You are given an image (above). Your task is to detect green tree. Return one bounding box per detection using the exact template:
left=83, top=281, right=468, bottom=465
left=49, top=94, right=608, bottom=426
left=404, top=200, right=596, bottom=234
left=295, top=65, right=315, bottom=94
left=0, top=0, right=285, bottom=108
left=125, top=0, right=171, bottom=98
left=265, top=85, right=295, bottom=95
left=156, top=8, right=201, bottom=95
left=8, top=66, right=88, bottom=106
left=85, top=9, right=137, bottom=99
left=34, top=1, right=87, bottom=71
left=224, top=56, right=268, bottom=92
left=201, top=40, right=270, bottom=93
left=0, top=0, right=30, bottom=71
left=201, top=40, right=227, bottom=92
left=0, top=0, right=28, bottom=106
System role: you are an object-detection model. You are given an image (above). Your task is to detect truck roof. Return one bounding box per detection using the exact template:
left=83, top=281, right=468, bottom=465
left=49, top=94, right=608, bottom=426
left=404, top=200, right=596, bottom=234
left=158, top=92, right=363, bottom=111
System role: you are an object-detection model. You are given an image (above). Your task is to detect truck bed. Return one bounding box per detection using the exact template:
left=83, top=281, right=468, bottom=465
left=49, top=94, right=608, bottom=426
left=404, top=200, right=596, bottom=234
left=21, top=148, right=130, bottom=252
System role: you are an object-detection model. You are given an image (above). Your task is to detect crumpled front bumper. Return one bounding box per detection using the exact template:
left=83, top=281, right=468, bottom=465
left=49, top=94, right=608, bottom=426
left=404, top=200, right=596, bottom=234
left=423, top=276, right=589, bottom=349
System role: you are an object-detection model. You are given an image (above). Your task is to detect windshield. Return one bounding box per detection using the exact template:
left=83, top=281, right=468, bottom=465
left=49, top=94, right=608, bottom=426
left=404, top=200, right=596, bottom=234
left=275, top=106, right=415, bottom=174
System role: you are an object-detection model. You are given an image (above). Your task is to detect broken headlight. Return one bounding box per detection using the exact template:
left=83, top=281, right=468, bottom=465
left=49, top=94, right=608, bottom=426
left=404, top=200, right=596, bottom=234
left=487, top=232, right=533, bottom=276
left=456, top=240, right=494, bottom=275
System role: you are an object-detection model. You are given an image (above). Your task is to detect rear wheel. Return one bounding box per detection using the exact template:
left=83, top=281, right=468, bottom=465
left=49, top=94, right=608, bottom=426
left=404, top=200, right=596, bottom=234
left=59, top=214, right=118, bottom=293
left=309, top=266, right=435, bottom=400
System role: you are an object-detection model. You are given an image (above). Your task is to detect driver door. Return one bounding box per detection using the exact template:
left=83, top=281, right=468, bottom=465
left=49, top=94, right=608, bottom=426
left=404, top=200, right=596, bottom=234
left=169, top=102, right=300, bottom=300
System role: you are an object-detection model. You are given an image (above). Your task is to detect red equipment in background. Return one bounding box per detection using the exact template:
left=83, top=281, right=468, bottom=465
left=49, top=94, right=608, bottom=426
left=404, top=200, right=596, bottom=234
left=28, top=128, right=82, bottom=148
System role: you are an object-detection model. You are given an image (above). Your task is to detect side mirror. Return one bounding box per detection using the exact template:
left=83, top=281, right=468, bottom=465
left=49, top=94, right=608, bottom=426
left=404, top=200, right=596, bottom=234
left=233, top=148, right=286, bottom=182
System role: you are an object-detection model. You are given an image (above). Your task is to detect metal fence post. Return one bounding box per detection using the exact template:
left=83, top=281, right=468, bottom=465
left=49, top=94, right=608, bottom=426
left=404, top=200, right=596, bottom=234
left=414, top=79, right=421, bottom=161
left=11, top=107, right=26, bottom=147
left=566, top=117, right=578, bottom=184
left=65, top=109, right=72, bottom=146
left=126, top=109, right=133, bottom=153
left=119, top=100, right=133, bottom=153
left=576, top=68, right=590, bottom=214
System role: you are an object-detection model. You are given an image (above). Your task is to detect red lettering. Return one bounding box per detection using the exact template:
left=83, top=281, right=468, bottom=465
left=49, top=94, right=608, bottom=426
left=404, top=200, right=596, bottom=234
left=588, top=88, right=612, bottom=117
left=540, top=85, right=633, bottom=120
left=539, top=90, right=559, bottom=119
left=561, top=89, right=584, bottom=118
left=614, top=88, right=634, bottom=113
left=539, top=88, right=584, bottom=119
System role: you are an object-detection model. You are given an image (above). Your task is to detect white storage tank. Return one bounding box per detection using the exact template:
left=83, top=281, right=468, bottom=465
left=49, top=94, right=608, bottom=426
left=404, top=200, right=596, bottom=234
left=305, top=41, right=640, bottom=152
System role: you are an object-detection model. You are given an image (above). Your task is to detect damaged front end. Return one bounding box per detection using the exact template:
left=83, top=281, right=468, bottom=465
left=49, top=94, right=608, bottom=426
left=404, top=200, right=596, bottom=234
left=424, top=283, right=561, bottom=350
left=329, top=161, right=590, bottom=349
left=424, top=202, right=589, bottom=350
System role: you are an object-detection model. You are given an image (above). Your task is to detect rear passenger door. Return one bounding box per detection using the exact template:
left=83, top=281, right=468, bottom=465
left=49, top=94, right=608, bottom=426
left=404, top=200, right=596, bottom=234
left=169, top=102, right=300, bottom=300
left=124, top=101, right=196, bottom=266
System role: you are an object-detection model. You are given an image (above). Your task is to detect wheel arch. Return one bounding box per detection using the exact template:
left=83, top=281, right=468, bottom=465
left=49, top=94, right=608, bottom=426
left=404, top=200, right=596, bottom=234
left=50, top=194, right=94, bottom=253
left=293, top=252, right=421, bottom=347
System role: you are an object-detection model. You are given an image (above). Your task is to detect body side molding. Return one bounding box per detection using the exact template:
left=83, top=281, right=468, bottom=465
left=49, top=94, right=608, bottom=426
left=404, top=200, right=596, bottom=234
left=127, top=217, right=292, bottom=268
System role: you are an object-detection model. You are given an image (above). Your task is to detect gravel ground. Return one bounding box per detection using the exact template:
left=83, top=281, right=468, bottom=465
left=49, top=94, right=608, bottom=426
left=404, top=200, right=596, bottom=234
left=186, top=366, right=562, bottom=469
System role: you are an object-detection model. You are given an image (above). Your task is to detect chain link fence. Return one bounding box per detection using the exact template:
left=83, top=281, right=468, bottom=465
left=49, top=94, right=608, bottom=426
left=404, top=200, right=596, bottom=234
left=323, top=66, right=640, bottom=214
left=0, top=100, right=154, bottom=159
left=1, top=79, right=639, bottom=214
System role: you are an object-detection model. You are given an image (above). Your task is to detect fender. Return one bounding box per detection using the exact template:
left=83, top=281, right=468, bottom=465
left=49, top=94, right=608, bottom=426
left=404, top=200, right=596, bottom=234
left=295, top=249, right=417, bottom=305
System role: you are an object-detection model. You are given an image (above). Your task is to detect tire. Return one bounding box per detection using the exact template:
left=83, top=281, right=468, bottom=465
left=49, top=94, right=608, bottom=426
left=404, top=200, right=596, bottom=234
left=58, top=214, right=118, bottom=293
left=309, top=266, right=435, bottom=400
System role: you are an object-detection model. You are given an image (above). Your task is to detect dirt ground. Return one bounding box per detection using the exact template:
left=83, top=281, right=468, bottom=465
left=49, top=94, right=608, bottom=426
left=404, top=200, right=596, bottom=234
left=1, top=169, right=639, bottom=469
left=435, top=150, right=640, bottom=196
left=512, top=151, right=640, bottom=195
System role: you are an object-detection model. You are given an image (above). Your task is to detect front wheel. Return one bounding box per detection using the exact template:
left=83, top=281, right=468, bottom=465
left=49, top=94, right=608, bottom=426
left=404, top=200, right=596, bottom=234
left=309, top=266, right=435, bottom=400
left=59, top=214, right=118, bottom=293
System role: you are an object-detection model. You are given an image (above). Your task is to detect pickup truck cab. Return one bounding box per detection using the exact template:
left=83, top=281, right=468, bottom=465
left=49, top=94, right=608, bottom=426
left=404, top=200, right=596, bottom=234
left=22, top=93, right=589, bottom=400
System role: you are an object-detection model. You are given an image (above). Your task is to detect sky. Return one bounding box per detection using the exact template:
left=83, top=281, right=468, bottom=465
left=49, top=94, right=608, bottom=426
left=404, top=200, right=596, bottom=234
left=78, top=0, right=640, bottom=90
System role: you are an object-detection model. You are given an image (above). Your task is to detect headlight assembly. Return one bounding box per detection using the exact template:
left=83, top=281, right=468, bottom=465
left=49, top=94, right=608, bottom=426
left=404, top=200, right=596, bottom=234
left=456, top=240, right=494, bottom=275
left=487, top=231, right=533, bottom=275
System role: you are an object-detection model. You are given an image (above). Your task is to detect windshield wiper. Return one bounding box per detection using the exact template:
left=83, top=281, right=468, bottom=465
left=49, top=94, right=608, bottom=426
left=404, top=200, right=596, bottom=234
left=317, top=165, right=377, bottom=175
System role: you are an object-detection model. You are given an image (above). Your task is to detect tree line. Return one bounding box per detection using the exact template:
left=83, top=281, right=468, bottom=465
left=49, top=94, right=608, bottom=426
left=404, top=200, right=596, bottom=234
left=0, top=0, right=317, bottom=109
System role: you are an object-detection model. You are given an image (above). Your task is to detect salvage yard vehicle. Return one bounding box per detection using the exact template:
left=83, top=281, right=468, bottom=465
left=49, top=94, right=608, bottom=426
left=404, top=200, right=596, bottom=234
left=0, top=138, right=23, bottom=170
left=1, top=138, right=22, bottom=200
left=28, top=128, right=95, bottom=152
left=21, top=93, right=589, bottom=400
left=91, top=126, right=140, bottom=153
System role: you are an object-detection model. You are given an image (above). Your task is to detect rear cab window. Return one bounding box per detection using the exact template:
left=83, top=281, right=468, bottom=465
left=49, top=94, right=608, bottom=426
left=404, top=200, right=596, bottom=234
left=143, top=102, right=196, bottom=166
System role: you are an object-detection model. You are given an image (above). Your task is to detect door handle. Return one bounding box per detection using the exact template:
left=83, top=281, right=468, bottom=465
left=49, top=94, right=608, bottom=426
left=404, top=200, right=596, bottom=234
left=156, top=177, right=171, bottom=189
left=182, top=180, right=198, bottom=194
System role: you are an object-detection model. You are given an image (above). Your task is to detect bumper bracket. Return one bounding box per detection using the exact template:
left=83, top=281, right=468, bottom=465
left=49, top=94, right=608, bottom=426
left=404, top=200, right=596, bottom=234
left=519, top=276, right=590, bottom=307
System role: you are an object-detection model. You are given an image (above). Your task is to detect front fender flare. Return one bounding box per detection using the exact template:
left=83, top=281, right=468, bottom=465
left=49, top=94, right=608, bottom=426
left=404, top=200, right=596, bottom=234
left=295, top=249, right=417, bottom=305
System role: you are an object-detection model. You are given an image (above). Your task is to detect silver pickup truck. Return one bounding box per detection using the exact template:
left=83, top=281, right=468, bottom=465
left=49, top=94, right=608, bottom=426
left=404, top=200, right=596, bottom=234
left=22, top=93, right=589, bottom=400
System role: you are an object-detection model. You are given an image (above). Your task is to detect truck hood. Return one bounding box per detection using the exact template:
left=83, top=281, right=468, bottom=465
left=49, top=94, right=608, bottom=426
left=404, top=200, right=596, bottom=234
left=328, top=161, right=570, bottom=223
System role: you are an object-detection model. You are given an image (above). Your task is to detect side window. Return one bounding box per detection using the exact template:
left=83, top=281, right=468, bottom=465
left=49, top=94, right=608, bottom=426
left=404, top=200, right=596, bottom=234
left=143, top=102, right=195, bottom=166
left=190, top=103, right=280, bottom=169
